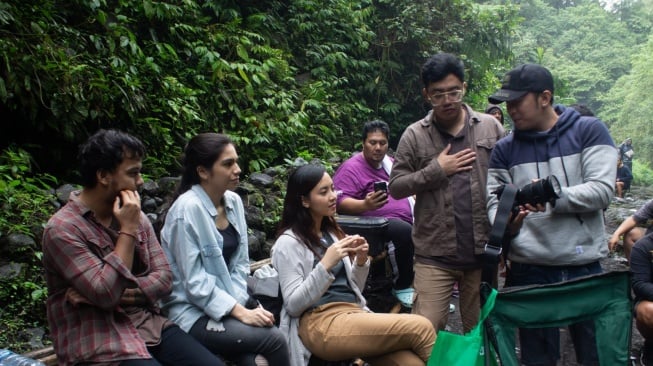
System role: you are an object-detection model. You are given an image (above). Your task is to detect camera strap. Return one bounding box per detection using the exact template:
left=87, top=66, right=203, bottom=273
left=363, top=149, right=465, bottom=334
left=484, top=184, right=519, bottom=263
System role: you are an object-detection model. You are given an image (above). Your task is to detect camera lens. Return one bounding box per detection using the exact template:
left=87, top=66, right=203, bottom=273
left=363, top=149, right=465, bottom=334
left=516, top=175, right=561, bottom=207
left=547, top=175, right=562, bottom=198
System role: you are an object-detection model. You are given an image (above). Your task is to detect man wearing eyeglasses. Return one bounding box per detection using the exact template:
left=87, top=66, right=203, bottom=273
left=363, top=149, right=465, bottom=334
left=389, top=53, right=505, bottom=333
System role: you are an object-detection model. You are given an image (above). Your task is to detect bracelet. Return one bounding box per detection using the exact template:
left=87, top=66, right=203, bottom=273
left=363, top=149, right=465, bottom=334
left=118, top=231, right=139, bottom=241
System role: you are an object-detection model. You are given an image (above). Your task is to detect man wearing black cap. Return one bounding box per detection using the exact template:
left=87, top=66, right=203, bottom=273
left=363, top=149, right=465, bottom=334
left=486, top=64, right=616, bottom=366
left=389, top=53, right=505, bottom=334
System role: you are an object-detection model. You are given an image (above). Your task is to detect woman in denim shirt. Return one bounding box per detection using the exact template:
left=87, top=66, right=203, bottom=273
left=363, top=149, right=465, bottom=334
left=160, top=133, right=289, bottom=365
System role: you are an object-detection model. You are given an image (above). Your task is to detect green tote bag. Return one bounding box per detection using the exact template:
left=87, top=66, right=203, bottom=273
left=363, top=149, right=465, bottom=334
left=427, top=288, right=498, bottom=366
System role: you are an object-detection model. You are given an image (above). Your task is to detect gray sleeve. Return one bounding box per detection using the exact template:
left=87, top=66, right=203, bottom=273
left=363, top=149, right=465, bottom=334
left=272, top=234, right=333, bottom=318
left=634, top=200, right=653, bottom=224
left=552, top=144, right=616, bottom=214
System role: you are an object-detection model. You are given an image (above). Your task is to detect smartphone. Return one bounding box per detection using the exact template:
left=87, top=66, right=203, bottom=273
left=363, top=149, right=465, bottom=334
left=374, top=181, right=388, bottom=193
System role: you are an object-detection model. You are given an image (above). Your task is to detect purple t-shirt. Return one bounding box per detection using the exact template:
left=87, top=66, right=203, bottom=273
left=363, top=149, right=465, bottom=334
left=333, top=153, right=412, bottom=223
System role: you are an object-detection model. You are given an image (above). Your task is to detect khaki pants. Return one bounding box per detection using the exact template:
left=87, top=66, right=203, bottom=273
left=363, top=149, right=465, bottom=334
left=412, top=262, right=481, bottom=333
left=298, top=302, right=435, bottom=366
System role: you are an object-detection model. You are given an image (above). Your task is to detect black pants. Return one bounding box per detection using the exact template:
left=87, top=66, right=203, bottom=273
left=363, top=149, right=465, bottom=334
left=190, top=315, right=290, bottom=366
left=386, top=218, right=415, bottom=290
left=119, top=325, right=225, bottom=366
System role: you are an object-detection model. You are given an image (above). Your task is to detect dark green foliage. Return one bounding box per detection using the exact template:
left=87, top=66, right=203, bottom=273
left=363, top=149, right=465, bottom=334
left=0, top=148, right=57, bottom=237
left=0, top=1, right=516, bottom=351
left=0, top=0, right=514, bottom=178
left=509, top=0, right=637, bottom=114
left=0, top=148, right=54, bottom=352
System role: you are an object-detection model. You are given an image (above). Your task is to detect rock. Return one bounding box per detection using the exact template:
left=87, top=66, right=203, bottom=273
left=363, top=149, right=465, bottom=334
left=140, top=180, right=160, bottom=196
left=22, top=327, right=45, bottom=350
left=249, top=172, right=274, bottom=188
left=236, top=182, right=256, bottom=195
left=261, top=240, right=275, bottom=259
left=248, top=231, right=268, bottom=261
left=141, top=197, right=157, bottom=213
left=245, top=205, right=263, bottom=230
left=262, top=166, right=284, bottom=177
left=157, top=176, right=180, bottom=195
left=0, top=233, right=36, bottom=257
left=291, top=157, right=308, bottom=167
left=247, top=233, right=261, bottom=257
left=0, top=262, right=23, bottom=279
left=247, top=192, right=265, bottom=207
left=55, top=183, right=77, bottom=204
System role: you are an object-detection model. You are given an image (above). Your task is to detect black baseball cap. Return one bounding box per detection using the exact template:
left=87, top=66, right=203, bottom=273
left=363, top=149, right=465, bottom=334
left=488, top=64, right=554, bottom=104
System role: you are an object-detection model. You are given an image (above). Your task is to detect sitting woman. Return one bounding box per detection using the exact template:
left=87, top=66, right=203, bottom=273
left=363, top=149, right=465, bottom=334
left=160, top=133, right=290, bottom=365
left=616, top=158, right=633, bottom=199
left=272, top=164, right=436, bottom=366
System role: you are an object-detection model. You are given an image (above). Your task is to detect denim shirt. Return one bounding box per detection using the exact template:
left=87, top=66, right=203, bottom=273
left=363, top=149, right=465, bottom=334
left=160, top=185, right=250, bottom=332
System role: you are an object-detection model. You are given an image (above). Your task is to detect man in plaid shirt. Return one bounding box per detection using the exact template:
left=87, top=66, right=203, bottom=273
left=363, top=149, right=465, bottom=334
left=42, top=130, right=223, bottom=366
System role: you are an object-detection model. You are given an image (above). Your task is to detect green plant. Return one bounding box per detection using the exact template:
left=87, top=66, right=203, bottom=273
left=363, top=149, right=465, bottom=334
left=0, top=147, right=58, bottom=237
left=0, top=259, right=49, bottom=352
left=0, top=147, right=55, bottom=351
left=633, top=160, right=653, bottom=187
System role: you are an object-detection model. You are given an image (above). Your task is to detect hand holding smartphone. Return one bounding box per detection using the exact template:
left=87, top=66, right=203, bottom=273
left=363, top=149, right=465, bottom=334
left=374, top=181, right=388, bottom=193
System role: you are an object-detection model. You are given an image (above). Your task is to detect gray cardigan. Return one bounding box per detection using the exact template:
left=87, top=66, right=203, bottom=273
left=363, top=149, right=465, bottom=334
left=271, top=229, right=370, bottom=366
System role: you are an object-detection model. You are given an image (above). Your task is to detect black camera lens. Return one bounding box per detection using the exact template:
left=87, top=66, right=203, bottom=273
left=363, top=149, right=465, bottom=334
left=516, top=176, right=561, bottom=207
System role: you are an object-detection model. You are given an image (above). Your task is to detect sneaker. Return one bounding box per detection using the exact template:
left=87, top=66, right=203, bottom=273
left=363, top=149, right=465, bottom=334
left=449, top=303, right=456, bottom=313
left=255, top=355, right=269, bottom=366
left=392, top=288, right=414, bottom=308
left=641, top=341, right=653, bottom=366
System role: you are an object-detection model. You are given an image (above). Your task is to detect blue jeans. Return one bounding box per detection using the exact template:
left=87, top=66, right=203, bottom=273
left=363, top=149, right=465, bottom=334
left=505, top=261, right=602, bottom=366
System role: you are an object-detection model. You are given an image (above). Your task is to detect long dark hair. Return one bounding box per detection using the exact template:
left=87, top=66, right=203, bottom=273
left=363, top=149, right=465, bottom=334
left=174, top=132, right=234, bottom=201
left=277, top=164, right=344, bottom=252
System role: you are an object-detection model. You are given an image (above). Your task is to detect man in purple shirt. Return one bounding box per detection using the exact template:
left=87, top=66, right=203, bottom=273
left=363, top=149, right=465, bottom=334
left=333, top=120, right=415, bottom=308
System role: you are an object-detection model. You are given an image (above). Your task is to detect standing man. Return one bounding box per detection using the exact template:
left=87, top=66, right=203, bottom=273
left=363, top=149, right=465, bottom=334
left=42, top=129, right=224, bottom=366
left=619, top=138, right=634, bottom=171
left=333, top=120, right=415, bottom=308
left=389, top=52, right=504, bottom=332
left=486, top=64, right=616, bottom=366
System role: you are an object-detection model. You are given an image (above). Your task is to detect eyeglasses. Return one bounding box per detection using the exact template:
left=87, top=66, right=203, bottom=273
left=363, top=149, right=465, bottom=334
left=428, top=89, right=464, bottom=106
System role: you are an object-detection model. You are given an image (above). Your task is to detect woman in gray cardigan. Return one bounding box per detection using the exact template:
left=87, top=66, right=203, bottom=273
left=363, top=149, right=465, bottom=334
left=272, top=164, right=436, bottom=366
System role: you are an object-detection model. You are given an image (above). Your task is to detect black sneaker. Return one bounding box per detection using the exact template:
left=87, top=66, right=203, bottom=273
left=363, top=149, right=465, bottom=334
left=641, top=341, right=653, bottom=366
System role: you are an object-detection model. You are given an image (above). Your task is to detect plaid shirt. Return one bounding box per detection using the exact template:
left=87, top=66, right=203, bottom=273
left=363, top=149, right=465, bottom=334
left=42, top=192, right=172, bottom=366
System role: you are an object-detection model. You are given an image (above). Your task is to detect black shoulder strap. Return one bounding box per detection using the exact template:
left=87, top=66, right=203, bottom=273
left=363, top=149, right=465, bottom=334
left=484, top=184, right=518, bottom=263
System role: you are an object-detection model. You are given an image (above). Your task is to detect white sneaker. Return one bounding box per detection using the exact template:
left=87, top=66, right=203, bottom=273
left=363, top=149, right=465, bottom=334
left=449, top=303, right=456, bottom=313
